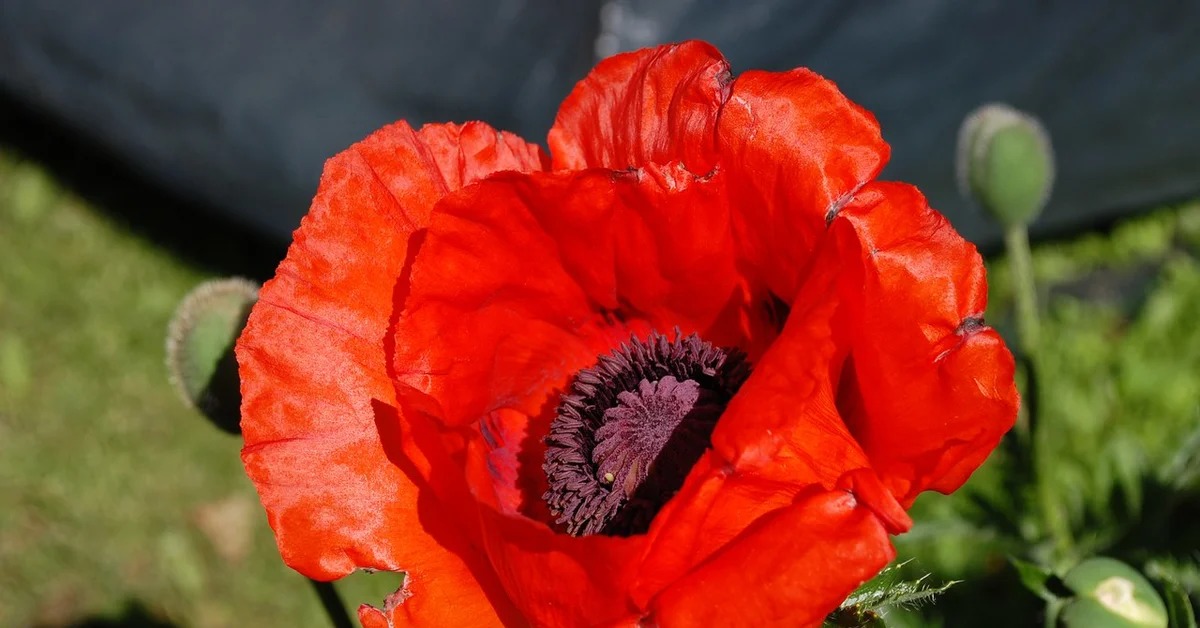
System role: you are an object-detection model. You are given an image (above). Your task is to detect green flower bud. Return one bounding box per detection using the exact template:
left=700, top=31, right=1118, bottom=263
left=165, top=277, right=259, bottom=433
left=957, top=103, right=1055, bottom=228
left=1060, top=557, right=1167, bottom=628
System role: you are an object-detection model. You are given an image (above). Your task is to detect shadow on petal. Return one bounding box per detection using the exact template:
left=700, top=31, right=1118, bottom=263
left=370, top=399, right=522, bottom=624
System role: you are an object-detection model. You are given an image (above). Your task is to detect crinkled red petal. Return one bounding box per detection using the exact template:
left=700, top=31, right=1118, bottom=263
left=237, top=120, right=543, bottom=622
left=833, top=182, right=1019, bottom=504
left=646, top=488, right=894, bottom=626
left=389, top=171, right=616, bottom=433
left=629, top=230, right=909, bottom=603
left=388, top=165, right=780, bottom=624
left=353, top=499, right=518, bottom=627
left=549, top=41, right=731, bottom=174
left=718, top=68, right=890, bottom=300
left=390, top=165, right=751, bottom=430
left=464, top=431, right=647, bottom=625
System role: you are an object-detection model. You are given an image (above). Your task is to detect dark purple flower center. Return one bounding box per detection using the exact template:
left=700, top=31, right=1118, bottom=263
left=542, top=331, right=750, bottom=536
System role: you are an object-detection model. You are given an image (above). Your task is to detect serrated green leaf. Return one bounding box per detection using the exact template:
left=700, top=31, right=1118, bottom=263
left=888, top=576, right=959, bottom=611
left=832, top=561, right=957, bottom=625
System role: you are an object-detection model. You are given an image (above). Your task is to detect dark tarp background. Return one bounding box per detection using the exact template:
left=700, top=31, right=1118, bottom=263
left=1, top=1, right=1197, bottom=249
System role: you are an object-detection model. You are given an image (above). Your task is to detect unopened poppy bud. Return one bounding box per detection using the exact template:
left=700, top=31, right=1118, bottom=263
left=1060, top=557, right=1167, bottom=627
left=166, top=277, right=259, bottom=434
left=956, top=103, right=1055, bottom=228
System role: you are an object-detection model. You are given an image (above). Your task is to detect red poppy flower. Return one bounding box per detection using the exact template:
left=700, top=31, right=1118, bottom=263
left=237, top=41, right=1018, bottom=626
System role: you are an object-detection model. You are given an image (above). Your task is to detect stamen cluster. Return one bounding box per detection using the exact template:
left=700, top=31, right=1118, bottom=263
left=543, top=331, right=750, bottom=536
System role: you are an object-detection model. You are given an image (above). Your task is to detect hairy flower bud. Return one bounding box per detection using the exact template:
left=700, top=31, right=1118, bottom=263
left=957, top=103, right=1055, bottom=228
left=166, top=277, right=258, bottom=433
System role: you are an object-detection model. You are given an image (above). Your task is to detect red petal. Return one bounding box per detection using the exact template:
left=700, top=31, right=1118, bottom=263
left=551, top=164, right=748, bottom=341
left=630, top=238, right=904, bottom=603
left=412, top=122, right=549, bottom=190
left=391, top=166, right=748, bottom=430
left=383, top=379, right=649, bottom=627
left=389, top=171, right=613, bottom=431
left=353, top=503, right=518, bottom=627
left=708, top=228, right=873, bottom=488
left=390, top=166, right=763, bottom=623
left=718, top=68, right=890, bottom=300
left=465, top=433, right=647, bottom=626
left=646, top=488, right=894, bottom=626
left=629, top=453, right=800, bottom=604
left=237, top=120, right=542, bottom=619
left=549, top=41, right=731, bottom=173
left=834, top=182, right=1019, bottom=504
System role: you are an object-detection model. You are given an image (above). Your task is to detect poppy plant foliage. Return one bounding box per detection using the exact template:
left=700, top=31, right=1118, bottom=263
left=237, top=41, right=1018, bottom=626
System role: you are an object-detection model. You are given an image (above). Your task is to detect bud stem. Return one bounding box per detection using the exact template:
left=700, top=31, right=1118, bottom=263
left=1005, top=224, right=1074, bottom=562
left=1005, top=224, right=1038, bottom=442
left=1004, top=223, right=1040, bottom=355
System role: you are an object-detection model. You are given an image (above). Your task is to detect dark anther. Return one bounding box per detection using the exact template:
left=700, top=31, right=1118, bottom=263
left=956, top=315, right=986, bottom=335
left=542, top=331, right=751, bottom=537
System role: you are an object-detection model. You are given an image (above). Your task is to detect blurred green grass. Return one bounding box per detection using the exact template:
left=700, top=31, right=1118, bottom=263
left=1, top=142, right=1197, bottom=626
left=0, top=149, right=398, bottom=627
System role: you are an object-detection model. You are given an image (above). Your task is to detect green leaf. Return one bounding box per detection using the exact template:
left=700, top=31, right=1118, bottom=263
left=1161, top=423, right=1200, bottom=492
left=828, top=561, right=957, bottom=626
left=1011, top=556, right=1063, bottom=602
left=1146, top=559, right=1200, bottom=595
left=1163, top=579, right=1197, bottom=628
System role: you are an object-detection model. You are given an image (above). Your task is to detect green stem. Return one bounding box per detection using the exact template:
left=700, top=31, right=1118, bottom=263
left=1005, top=223, right=1073, bottom=562
left=1005, top=224, right=1039, bottom=446
left=1044, top=597, right=1065, bottom=628
left=1035, top=417, right=1075, bottom=565
left=1004, top=224, right=1040, bottom=355
left=309, top=578, right=354, bottom=628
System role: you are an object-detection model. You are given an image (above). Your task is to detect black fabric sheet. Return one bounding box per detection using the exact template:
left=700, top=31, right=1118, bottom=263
left=2, top=1, right=1197, bottom=246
